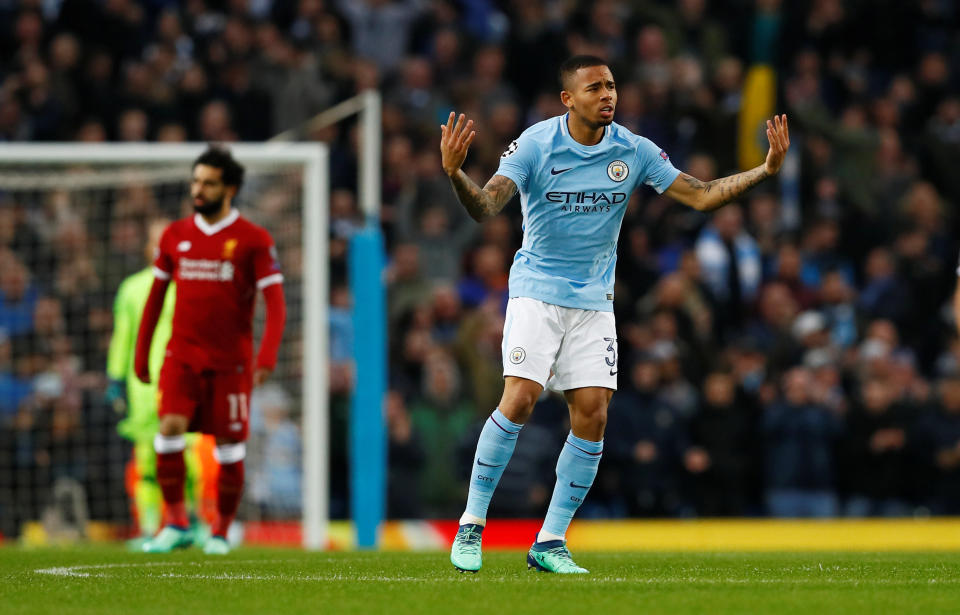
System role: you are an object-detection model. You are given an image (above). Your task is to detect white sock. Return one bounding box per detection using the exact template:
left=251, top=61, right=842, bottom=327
left=537, top=530, right=565, bottom=543
left=459, top=512, right=485, bottom=526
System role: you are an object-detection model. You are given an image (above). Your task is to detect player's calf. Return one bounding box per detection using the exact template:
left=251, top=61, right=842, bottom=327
left=212, top=442, right=246, bottom=541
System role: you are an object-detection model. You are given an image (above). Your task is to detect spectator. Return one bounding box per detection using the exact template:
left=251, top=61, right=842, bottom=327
left=0, top=251, right=39, bottom=337
left=685, top=371, right=761, bottom=516
left=770, top=243, right=819, bottom=311
left=457, top=244, right=509, bottom=310
left=387, top=243, right=433, bottom=329
left=0, top=330, right=31, bottom=423
left=818, top=270, right=858, bottom=349
left=746, top=282, right=800, bottom=372
left=385, top=390, right=426, bottom=519
left=695, top=204, right=761, bottom=337
left=763, top=367, right=842, bottom=517
left=860, top=246, right=915, bottom=329
left=334, top=0, right=425, bottom=74
left=840, top=378, right=912, bottom=517
left=408, top=348, right=475, bottom=516
left=248, top=384, right=302, bottom=517
left=606, top=354, right=690, bottom=517
left=917, top=377, right=960, bottom=514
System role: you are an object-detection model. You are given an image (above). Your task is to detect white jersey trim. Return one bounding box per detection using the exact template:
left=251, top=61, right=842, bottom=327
left=153, top=266, right=171, bottom=280
left=194, top=209, right=240, bottom=236
left=256, top=273, right=284, bottom=289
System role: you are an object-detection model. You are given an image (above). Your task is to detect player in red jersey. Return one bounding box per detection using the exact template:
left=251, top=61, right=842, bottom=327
left=134, top=146, right=287, bottom=554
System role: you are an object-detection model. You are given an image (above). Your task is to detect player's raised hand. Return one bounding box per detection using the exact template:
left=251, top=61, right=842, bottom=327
left=763, top=114, right=790, bottom=175
left=440, top=111, right=476, bottom=177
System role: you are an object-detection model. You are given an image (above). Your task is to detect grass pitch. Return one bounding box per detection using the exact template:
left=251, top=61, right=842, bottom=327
left=4, top=546, right=960, bottom=614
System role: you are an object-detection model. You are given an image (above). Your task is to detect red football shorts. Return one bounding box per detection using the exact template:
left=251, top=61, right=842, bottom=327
left=158, top=357, right=252, bottom=440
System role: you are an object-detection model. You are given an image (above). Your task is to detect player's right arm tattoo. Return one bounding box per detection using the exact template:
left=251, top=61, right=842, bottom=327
left=448, top=171, right=517, bottom=222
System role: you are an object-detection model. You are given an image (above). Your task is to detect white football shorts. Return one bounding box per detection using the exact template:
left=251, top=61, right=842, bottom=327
left=501, top=296, right=618, bottom=391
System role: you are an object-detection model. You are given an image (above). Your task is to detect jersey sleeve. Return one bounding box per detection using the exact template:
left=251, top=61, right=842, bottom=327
left=254, top=231, right=283, bottom=290
left=494, top=131, right=539, bottom=192
left=152, top=226, right=174, bottom=280
left=636, top=138, right=681, bottom=194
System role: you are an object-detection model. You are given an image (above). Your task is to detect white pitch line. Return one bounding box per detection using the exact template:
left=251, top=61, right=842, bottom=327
left=32, top=562, right=960, bottom=585
left=34, top=559, right=301, bottom=578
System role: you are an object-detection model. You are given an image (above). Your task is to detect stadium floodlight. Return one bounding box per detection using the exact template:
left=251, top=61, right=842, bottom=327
left=0, top=142, right=329, bottom=550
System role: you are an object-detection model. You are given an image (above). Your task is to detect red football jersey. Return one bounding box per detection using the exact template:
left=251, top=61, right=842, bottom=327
left=153, top=210, right=283, bottom=370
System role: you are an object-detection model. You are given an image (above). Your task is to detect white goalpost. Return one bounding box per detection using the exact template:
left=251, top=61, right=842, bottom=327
left=0, top=143, right=330, bottom=550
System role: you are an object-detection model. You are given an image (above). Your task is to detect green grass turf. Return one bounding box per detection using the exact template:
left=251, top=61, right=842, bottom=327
left=3, top=546, right=960, bottom=614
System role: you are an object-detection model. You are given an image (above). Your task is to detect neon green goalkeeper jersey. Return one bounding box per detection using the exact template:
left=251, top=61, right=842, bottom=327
left=107, top=268, right=175, bottom=439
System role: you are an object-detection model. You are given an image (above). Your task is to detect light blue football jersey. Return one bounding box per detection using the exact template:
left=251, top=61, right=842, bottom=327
left=495, top=113, right=681, bottom=311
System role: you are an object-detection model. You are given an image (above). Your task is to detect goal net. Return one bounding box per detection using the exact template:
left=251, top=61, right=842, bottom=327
left=0, top=144, right=329, bottom=549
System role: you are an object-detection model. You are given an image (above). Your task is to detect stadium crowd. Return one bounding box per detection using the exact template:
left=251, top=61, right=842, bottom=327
left=3, top=0, right=960, bottom=532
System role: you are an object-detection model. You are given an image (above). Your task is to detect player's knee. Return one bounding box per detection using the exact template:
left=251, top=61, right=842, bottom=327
left=498, top=388, right=538, bottom=422
left=576, top=403, right=608, bottom=432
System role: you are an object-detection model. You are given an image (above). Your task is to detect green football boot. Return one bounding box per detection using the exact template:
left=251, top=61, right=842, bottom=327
left=450, top=523, right=484, bottom=573
left=527, top=540, right=589, bottom=574
left=191, top=519, right=212, bottom=549
left=141, top=526, right=193, bottom=553
left=203, top=535, right=231, bottom=555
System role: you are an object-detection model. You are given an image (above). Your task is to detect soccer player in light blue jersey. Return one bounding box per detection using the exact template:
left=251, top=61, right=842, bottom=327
left=441, top=55, right=791, bottom=573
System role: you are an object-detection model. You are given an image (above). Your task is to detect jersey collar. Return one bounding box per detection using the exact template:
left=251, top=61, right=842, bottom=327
left=560, top=113, right=609, bottom=149
left=193, top=208, right=239, bottom=236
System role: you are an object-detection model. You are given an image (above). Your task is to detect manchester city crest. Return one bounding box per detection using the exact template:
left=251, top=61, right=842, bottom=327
left=509, top=347, right=526, bottom=364
left=607, top=160, right=629, bottom=182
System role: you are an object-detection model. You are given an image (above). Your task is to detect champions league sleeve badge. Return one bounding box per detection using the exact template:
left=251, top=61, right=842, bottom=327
left=501, top=140, right=519, bottom=158
left=607, top=160, right=629, bottom=182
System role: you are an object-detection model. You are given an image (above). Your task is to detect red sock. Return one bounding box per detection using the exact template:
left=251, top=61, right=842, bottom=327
left=156, top=451, right=188, bottom=528
left=214, top=460, right=244, bottom=538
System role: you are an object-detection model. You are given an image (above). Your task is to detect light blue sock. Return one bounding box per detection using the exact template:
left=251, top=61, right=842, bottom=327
left=540, top=432, right=603, bottom=539
left=462, top=409, right=523, bottom=522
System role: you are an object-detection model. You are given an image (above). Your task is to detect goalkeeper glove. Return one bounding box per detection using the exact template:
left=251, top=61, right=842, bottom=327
left=105, top=378, right=127, bottom=415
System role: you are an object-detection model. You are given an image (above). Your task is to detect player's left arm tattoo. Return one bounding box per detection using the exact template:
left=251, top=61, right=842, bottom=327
left=665, top=165, right=770, bottom=212
left=449, top=171, right=517, bottom=222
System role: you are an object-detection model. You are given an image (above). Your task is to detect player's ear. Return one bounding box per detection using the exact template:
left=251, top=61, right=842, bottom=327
left=225, top=185, right=238, bottom=200
left=560, top=90, right=573, bottom=110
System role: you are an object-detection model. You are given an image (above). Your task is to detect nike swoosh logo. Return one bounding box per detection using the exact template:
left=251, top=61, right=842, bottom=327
left=477, top=460, right=504, bottom=468
left=569, top=482, right=590, bottom=489
left=551, top=167, right=572, bottom=175
left=609, top=369, right=618, bottom=376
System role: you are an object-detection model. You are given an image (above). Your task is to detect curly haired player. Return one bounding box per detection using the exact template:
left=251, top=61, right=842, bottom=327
left=135, top=146, right=286, bottom=555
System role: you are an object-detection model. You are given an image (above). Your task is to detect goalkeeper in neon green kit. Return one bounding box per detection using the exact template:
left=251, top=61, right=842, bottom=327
left=106, top=218, right=209, bottom=547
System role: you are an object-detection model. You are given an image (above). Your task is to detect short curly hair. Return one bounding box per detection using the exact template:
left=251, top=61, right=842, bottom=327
left=193, top=145, right=245, bottom=192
